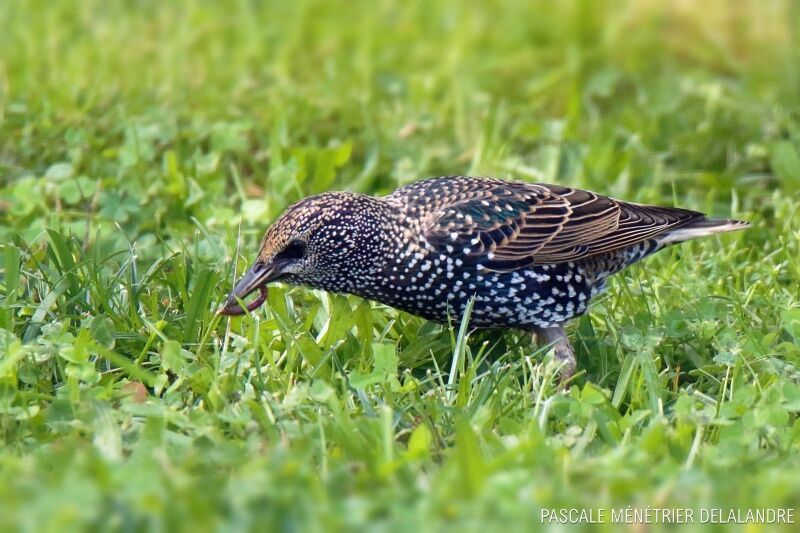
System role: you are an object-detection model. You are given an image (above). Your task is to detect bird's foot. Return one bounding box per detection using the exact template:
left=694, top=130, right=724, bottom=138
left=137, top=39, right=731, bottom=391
left=534, top=326, right=577, bottom=388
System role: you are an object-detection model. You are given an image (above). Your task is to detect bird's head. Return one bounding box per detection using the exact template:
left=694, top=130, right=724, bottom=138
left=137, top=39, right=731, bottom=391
left=219, top=191, right=391, bottom=315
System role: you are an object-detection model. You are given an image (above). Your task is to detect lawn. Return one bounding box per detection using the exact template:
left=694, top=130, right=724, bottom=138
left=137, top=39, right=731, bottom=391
left=1, top=0, right=800, bottom=530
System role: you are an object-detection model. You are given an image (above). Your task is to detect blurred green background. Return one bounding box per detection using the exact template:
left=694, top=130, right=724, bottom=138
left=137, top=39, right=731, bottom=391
left=1, top=0, right=799, bottom=531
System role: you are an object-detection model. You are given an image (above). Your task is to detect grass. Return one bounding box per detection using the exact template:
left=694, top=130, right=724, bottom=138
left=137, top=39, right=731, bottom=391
left=1, top=0, right=800, bottom=530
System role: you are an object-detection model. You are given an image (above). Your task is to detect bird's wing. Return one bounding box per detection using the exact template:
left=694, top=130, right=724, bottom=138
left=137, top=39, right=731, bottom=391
left=418, top=179, right=702, bottom=270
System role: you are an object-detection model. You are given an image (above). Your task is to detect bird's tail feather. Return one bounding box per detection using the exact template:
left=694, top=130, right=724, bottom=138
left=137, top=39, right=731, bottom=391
left=658, top=217, right=750, bottom=245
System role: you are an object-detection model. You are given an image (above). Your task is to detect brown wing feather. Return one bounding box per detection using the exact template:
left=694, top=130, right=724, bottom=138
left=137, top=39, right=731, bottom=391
left=417, top=178, right=702, bottom=270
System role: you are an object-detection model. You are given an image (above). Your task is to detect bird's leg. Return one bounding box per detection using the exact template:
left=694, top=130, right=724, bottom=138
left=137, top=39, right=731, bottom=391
left=533, top=325, right=576, bottom=385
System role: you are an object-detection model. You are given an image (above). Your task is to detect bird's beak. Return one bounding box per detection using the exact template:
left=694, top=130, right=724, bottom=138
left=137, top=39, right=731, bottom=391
left=217, top=261, right=277, bottom=316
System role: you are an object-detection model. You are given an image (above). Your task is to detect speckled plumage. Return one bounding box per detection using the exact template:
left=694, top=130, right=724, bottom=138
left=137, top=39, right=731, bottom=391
left=221, top=176, right=748, bottom=382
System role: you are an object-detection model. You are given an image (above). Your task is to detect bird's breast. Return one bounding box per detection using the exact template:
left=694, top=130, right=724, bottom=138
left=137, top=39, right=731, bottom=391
left=349, top=250, right=598, bottom=328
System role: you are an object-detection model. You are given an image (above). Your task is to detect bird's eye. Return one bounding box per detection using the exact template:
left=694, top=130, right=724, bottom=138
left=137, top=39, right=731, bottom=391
left=279, top=240, right=306, bottom=260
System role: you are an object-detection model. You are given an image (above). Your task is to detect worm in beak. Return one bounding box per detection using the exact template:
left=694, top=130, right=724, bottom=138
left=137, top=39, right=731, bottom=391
left=217, top=261, right=276, bottom=316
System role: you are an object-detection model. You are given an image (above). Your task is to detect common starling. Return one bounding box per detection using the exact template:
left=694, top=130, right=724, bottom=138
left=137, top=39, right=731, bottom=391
left=220, top=176, right=748, bottom=382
